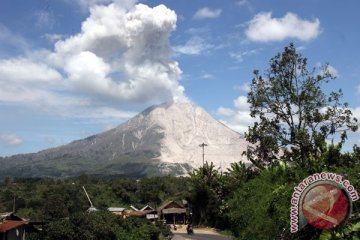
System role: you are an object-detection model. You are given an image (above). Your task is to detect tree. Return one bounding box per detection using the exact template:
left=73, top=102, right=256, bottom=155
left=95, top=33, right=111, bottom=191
left=188, top=162, right=222, bottom=226
left=245, top=43, right=358, bottom=170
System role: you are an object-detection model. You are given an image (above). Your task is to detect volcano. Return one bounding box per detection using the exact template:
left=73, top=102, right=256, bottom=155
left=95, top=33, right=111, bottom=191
left=0, top=102, right=249, bottom=178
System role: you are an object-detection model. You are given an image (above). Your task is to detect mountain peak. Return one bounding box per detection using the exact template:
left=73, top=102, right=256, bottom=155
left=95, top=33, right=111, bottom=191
left=124, top=100, right=247, bottom=170
left=140, top=100, right=194, bottom=115
left=0, top=102, right=249, bottom=179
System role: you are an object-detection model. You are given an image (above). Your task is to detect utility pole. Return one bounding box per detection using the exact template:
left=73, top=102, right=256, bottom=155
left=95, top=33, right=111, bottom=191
left=199, top=142, right=208, bottom=165
left=13, top=193, right=16, bottom=212
left=82, top=186, right=94, bottom=208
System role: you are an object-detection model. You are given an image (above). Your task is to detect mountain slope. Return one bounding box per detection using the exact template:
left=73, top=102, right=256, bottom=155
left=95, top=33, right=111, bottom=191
left=0, top=102, right=249, bottom=179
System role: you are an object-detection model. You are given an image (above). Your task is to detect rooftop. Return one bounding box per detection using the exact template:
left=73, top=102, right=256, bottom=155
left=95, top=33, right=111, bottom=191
left=0, top=220, right=28, bottom=233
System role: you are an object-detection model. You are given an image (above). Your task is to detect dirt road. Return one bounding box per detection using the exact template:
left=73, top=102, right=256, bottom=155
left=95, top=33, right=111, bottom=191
left=171, top=227, right=233, bottom=240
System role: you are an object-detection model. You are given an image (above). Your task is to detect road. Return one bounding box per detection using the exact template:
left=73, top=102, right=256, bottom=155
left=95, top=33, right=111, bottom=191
left=171, top=228, right=233, bottom=240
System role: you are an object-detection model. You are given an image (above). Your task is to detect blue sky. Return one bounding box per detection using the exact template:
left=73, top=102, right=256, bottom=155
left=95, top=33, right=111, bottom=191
left=0, top=0, right=359, bottom=156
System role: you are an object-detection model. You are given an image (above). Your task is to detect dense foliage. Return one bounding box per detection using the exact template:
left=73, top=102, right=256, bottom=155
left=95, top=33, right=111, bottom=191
left=1, top=152, right=359, bottom=239
left=42, top=212, right=165, bottom=240
left=245, top=43, right=358, bottom=170
left=1, top=44, right=359, bottom=239
left=0, top=176, right=188, bottom=239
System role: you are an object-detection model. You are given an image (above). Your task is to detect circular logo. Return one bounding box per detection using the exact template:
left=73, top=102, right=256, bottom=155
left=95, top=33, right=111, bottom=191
left=301, top=183, right=349, bottom=229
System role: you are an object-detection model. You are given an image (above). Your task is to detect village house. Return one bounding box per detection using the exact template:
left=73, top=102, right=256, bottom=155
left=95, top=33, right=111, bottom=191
left=107, top=205, right=158, bottom=221
left=157, top=201, right=187, bottom=225
left=140, top=205, right=158, bottom=221
left=0, top=220, right=28, bottom=240
left=107, top=207, right=125, bottom=216
left=0, top=212, right=40, bottom=240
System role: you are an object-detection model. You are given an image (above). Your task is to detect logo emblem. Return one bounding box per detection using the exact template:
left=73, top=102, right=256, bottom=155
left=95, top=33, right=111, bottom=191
left=301, top=183, right=349, bottom=229
left=290, top=172, right=358, bottom=233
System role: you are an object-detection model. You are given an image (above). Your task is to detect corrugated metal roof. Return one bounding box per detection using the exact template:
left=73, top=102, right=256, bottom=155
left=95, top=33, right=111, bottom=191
left=108, top=207, right=125, bottom=212
left=140, top=205, right=154, bottom=211
left=130, top=205, right=139, bottom=211
left=158, top=201, right=185, bottom=211
left=158, top=201, right=186, bottom=211
left=0, top=212, right=12, bottom=218
left=162, top=208, right=187, bottom=214
left=0, top=220, right=28, bottom=233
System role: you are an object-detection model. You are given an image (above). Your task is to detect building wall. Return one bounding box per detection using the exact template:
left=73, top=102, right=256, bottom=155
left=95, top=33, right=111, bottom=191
left=0, top=226, right=25, bottom=240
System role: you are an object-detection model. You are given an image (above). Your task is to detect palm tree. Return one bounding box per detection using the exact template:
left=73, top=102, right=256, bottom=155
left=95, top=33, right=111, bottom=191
left=226, top=162, right=248, bottom=180
left=191, top=161, right=219, bottom=186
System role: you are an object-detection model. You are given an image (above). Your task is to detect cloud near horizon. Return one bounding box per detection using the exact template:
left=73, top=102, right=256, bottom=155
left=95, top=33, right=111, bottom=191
left=217, top=97, right=360, bottom=145
left=216, top=96, right=255, bottom=135
left=0, top=2, right=187, bottom=120
left=246, top=12, right=321, bottom=42
left=0, top=133, right=23, bottom=146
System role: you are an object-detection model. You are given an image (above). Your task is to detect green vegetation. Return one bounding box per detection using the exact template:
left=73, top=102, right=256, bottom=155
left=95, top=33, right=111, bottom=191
left=0, top=176, right=188, bottom=239
left=1, top=155, right=359, bottom=239
left=245, top=43, right=358, bottom=170
left=42, top=212, right=166, bottom=240
left=1, top=44, right=359, bottom=239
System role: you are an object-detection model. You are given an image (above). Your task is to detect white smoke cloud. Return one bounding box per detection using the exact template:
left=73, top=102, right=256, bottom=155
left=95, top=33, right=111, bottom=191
left=51, top=2, right=185, bottom=103
left=0, top=2, right=186, bottom=120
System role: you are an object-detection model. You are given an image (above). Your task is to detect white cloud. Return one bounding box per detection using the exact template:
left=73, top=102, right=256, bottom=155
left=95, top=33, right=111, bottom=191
left=216, top=107, right=235, bottom=117
left=236, top=0, right=248, bottom=6
left=326, top=65, right=339, bottom=77
left=173, top=36, right=213, bottom=55
left=0, top=58, right=62, bottom=84
left=342, top=106, right=360, bottom=151
left=34, top=10, right=55, bottom=28
left=0, top=2, right=187, bottom=121
left=84, top=106, right=136, bottom=120
left=234, top=96, right=250, bottom=111
left=200, top=73, right=214, bottom=79
left=245, top=12, right=320, bottom=42
left=315, top=63, right=339, bottom=78
left=229, top=52, right=244, bottom=62
left=70, top=0, right=137, bottom=11
left=0, top=133, right=22, bottom=146
left=51, top=3, right=185, bottom=103
left=234, top=83, right=250, bottom=92
left=0, top=80, right=136, bottom=121
left=193, top=7, right=222, bottom=19
left=44, top=34, right=65, bottom=42
left=229, top=48, right=261, bottom=62
left=216, top=96, right=255, bottom=134
left=217, top=98, right=360, bottom=137
left=235, top=0, right=254, bottom=12
left=352, top=107, right=360, bottom=121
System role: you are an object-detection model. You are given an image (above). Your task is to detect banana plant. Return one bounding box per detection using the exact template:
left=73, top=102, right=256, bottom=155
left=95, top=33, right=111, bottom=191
left=319, top=220, right=360, bottom=240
